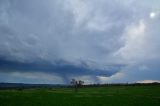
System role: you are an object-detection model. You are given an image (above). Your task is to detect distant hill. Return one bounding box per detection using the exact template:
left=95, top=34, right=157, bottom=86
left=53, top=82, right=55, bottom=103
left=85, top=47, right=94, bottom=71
left=136, top=80, right=160, bottom=84
left=0, top=82, right=68, bottom=89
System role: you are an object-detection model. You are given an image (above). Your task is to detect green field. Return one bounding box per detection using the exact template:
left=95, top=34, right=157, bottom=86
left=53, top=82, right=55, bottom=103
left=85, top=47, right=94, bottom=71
left=0, top=85, right=160, bottom=106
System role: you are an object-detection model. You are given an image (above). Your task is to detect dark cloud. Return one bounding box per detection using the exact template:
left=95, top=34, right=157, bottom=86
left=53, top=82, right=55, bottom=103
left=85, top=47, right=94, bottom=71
left=0, top=0, right=160, bottom=83
left=0, top=58, right=125, bottom=83
left=0, top=58, right=124, bottom=76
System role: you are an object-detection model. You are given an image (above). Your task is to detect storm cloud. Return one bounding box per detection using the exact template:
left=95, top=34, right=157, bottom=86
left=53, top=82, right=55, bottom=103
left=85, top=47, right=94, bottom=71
left=0, top=0, right=160, bottom=84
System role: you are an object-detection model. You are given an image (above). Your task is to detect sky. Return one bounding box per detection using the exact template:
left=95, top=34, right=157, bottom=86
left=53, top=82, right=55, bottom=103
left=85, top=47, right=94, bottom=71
left=0, top=0, right=160, bottom=84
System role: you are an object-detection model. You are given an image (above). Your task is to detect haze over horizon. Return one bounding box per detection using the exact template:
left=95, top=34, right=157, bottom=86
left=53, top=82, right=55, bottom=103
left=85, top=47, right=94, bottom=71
left=0, top=0, right=160, bottom=84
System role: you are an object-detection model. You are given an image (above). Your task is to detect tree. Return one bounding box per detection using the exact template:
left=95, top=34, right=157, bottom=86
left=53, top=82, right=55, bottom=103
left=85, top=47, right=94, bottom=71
left=78, top=80, right=84, bottom=87
left=70, top=79, right=84, bottom=92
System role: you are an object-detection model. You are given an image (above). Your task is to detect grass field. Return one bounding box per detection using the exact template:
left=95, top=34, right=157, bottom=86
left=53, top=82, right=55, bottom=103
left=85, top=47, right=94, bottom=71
left=0, top=85, right=160, bottom=106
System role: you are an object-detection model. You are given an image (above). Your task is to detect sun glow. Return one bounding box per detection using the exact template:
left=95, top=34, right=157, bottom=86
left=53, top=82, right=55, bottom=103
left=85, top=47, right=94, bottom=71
left=150, top=12, right=156, bottom=19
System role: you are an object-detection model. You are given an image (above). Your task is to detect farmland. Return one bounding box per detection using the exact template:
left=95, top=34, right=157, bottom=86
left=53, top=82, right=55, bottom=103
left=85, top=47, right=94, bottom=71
left=0, top=85, right=160, bottom=106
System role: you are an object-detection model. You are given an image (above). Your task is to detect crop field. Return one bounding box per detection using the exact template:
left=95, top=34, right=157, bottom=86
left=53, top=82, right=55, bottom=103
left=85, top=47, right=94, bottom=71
left=0, top=85, right=160, bottom=106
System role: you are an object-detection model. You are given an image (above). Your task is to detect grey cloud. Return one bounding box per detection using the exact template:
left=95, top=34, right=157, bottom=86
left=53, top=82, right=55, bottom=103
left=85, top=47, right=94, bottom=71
left=0, top=0, right=160, bottom=83
left=0, top=58, right=125, bottom=83
left=0, top=0, right=136, bottom=64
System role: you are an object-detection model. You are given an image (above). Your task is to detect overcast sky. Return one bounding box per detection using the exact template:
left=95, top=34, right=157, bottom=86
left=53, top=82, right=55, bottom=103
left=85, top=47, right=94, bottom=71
left=0, top=0, right=160, bottom=84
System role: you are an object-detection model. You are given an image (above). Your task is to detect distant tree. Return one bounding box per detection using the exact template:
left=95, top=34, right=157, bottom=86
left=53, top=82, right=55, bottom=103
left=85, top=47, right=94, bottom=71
left=70, top=79, right=84, bottom=92
left=71, top=79, right=78, bottom=92
left=78, top=80, right=84, bottom=87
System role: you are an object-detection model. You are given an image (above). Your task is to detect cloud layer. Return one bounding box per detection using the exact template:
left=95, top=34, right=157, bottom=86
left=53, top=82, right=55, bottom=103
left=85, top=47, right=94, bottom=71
left=0, top=0, right=160, bottom=84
